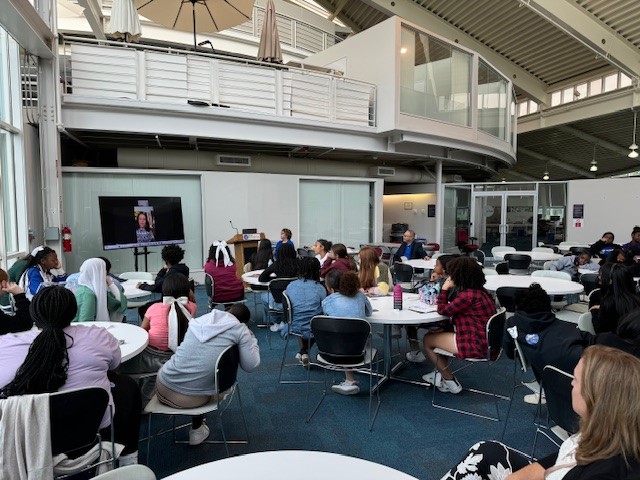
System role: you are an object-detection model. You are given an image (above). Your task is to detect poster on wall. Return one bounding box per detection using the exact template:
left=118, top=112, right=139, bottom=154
left=572, top=204, right=584, bottom=219
left=427, top=204, right=436, bottom=217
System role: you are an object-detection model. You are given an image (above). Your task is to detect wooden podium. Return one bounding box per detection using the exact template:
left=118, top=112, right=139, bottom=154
left=227, top=232, right=266, bottom=278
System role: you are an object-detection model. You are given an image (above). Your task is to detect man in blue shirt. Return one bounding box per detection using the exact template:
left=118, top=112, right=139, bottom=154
left=393, top=230, right=428, bottom=262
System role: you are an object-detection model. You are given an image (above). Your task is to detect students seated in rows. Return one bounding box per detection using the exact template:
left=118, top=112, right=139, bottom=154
left=19, top=246, right=67, bottom=299
left=319, top=243, right=356, bottom=278
left=204, top=242, right=244, bottom=304
left=274, top=228, right=294, bottom=259
left=156, top=304, right=260, bottom=446
left=589, top=263, right=640, bottom=334
left=284, top=257, right=326, bottom=365
left=313, top=239, right=332, bottom=266
left=589, top=231, right=619, bottom=258
left=440, top=346, right=640, bottom=480
left=137, top=244, right=189, bottom=294
left=392, top=230, right=429, bottom=263
left=321, top=270, right=372, bottom=396
left=0, top=286, right=142, bottom=466
left=73, top=258, right=128, bottom=322
left=259, top=242, right=298, bottom=331
left=247, top=239, right=273, bottom=271
left=358, top=246, right=391, bottom=296
left=549, top=251, right=598, bottom=281
left=422, top=257, right=496, bottom=394
left=0, top=269, right=32, bottom=335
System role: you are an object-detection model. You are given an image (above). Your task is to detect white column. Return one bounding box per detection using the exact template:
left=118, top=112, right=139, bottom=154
left=435, top=159, right=443, bottom=245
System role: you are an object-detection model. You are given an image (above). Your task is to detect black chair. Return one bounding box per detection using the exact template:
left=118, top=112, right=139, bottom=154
left=278, top=292, right=318, bottom=385
left=579, top=273, right=598, bottom=296
left=532, top=365, right=579, bottom=458
left=504, top=253, right=532, bottom=275
left=432, top=308, right=508, bottom=421
left=205, top=273, right=246, bottom=310
left=297, top=248, right=314, bottom=258
left=569, top=246, right=589, bottom=255
left=306, top=316, right=381, bottom=431
left=50, top=387, right=116, bottom=477
left=496, top=286, right=529, bottom=315
left=264, top=277, right=296, bottom=346
left=495, top=261, right=509, bottom=274
left=392, top=262, right=416, bottom=292
left=144, top=344, right=248, bottom=463
left=469, top=249, right=486, bottom=266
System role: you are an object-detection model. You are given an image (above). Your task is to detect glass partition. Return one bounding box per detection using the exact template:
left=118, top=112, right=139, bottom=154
left=442, top=185, right=471, bottom=251
left=400, top=26, right=471, bottom=126
left=478, top=60, right=508, bottom=140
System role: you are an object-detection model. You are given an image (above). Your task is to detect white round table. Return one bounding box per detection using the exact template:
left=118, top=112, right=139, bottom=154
left=80, top=321, right=149, bottom=361
left=493, top=251, right=562, bottom=262
left=121, top=280, right=154, bottom=299
left=162, top=450, right=418, bottom=480
left=241, top=269, right=270, bottom=287
left=403, top=258, right=436, bottom=270
left=483, top=275, right=584, bottom=295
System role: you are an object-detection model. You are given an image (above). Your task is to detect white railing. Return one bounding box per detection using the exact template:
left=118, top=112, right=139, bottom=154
left=61, top=39, right=376, bottom=128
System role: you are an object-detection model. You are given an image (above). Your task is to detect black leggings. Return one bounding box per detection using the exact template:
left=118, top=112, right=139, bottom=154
left=441, top=441, right=531, bottom=479
left=100, top=372, right=142, bottom=455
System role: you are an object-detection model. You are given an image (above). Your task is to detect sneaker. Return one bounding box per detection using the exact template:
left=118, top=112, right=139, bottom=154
left=421, top=370, right=442, bottom=387
left=437, top=376, right=463, bottom=394
left=524, top=392, right=546, bottom=405
left=295, top=353, right=310, bottom=365
left=331, top=380, right=360, bottom=396
left=269, top=321, right=285, bottom=332
left=406, top=350, right=427, bottom=363
left=188, top=423, right=210, bottom=446
left=391, top=325, right=402, bottom=338
left=118, top=452, right=138, bottom=467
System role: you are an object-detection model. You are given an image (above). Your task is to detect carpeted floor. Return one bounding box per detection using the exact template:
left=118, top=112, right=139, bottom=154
left=130, top=286, right=557, bottom=480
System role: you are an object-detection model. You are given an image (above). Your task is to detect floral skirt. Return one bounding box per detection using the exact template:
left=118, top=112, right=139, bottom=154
left=440, top=441, right=530, bottom=480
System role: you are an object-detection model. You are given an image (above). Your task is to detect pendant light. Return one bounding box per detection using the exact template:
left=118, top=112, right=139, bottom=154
left=590, top=144, right=598, bottom=172
left=630, top=110, right=639, bottom=159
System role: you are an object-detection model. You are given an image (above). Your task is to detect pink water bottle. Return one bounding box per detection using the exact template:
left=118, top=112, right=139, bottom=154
left=393, top=283, right=403, bottom=310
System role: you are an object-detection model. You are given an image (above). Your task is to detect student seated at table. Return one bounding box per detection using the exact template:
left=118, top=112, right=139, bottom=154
left=586, top=308, right=640, bottom=358
left=621, top=225, right=640, bottom=258
left=439, top=345, right=640, bottom=480
left=0, top=286, right=142, bottom=466
left=319, top=243, right=356, bottom=279
left=7, top=246, right=43, bottom=284
left=285, top=257, right=326, bottom=364
left=274, top=228, right=294, bottom=259
left=313, top=239, right=332, bottom=266
left=422, top=257, right=496, bottom=394
left=589, top=231, right=620, bottom=259
left=0, top=269, right=32, bottom=335
left=18, top=246, right=68, bottom=299
left=73, top=258, right=128, bottom=322
left=247, top=239, right=273, bottom=271
left=550, top=251, right=598, bottom=281
left=259, top=242, right=298, bottom=332
left=392, top=230, right=429, bottom=263
left=137, top=244, right=190, bottom=294
left=321, top=270, right=372, bottom=396
left=156, top=304, right=260, bottom=446
left=405, top=254, right=457, bottom=363
left=589, top=263, right=640, bottom=334
left=358, top=246, right=391, bottom=296
left=204, top=242, right=244, bottom=304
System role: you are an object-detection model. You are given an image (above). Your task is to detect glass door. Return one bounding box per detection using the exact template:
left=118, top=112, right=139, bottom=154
left=505, top=194, right=536, bottom=251
left=473, top=194, right=502, bottom=257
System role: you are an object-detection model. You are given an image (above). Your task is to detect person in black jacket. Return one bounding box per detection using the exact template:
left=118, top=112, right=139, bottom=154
left=440, top=345, right=640, bottom=480
left=137, top=244, right=190, bottom=293
left=392, top=230, right=429, bottom=262
left=589, top=231, right=619, bottom=259
left=0, top=269, right=32, bottom=335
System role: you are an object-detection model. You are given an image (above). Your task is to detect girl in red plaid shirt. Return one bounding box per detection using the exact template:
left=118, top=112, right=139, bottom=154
left=421, top=256, right=496, bottom=394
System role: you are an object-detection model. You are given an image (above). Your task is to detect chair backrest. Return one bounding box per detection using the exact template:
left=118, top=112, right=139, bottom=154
left=491, top=246, right=515, bottom=257
left=580, top=273, right=598, bottom=295
left=577, top=312, right=595, bottom=334
left=541, top=365, right=580, bottom=435
left=531, top=247, right=554, bottom=254
left=204, top=273, right=214, bottom=300
left=504, top=253, right=532, bottom=270
left=496, top=287, right=529, bottom=313
left=392, top=262, right=414, bottom=283
left=482, top=268, right=498, bottom=276
left=50, top=387, right=110, bottom=457
left=268, top=278, right=296, bottom=304
left=569, top=246, right=589, bottom=255
left=216, top=344, right=241, bottom=394
left=311, top=316, right=370, bottom=365
left=486, top=307, right=507, bottom=361
left=543, top=260, right=556, bottom=270
left=93, top=465, right=157, bottom=480
left=119, top=271, right=153, bottom=281
left=531, top=270, right=572, bottom=281
left=281, top=291, right=293, bottom=325
left=297, top=248, right=314, bottom=258
left=425, top=242, right=440, bottom=252
left=495, top=262, right=509, bottom=275
left=470, top=249, right=485, bottom=265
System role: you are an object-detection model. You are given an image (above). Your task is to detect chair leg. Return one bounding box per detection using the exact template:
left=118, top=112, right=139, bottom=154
left=368, top=350, right=382, bottom=431
left=146, top=414, right=152, bottom=466
left=306, top=365, right=327, bottom=423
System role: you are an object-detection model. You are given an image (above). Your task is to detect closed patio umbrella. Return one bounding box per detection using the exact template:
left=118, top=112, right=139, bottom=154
left=108, top=0, right=142, bottom=43
left=256, top=0, right=282, bottom=63
left=135, top=0, right=255, bottom=51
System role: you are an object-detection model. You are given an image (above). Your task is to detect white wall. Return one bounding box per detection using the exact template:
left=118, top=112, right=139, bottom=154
left=566, top=177, right=640, bottom=244
left=383, top=193, right=438, bottom=242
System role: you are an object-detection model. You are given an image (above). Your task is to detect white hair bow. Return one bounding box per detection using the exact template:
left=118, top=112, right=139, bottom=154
left=212, top=240, right=233, bottom=267
left=163, top=296, right=192, bottom=352
left=31, top=246, right=44, bottom=257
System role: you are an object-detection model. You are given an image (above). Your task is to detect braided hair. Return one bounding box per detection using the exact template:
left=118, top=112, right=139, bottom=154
left=1, top=286, right=77, bottom=397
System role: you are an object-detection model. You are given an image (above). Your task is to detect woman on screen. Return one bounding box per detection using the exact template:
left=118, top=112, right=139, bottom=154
left=136, top=211, right=155, bottom=243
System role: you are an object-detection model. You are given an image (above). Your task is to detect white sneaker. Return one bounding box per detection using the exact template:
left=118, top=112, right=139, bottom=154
left=188, top=423, right=210, bottom=446
left=269, top=321, right=285, bottom=332
left=391, top=325, right=402, bottom=338
left=421, top=370, right=442, bottom=386
left=437, top=376, right=463, bottom=394
left=406, top=350, right=427, bottom=363
left=331, top=380, right=360, bottom=396
left=295, top=352, right=310, bottom=365
left=524, top=392, right=546, bottom=405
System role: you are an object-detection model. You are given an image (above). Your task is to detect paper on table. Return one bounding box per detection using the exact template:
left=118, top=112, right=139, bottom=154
left=404, top=301, right=438, bottom=313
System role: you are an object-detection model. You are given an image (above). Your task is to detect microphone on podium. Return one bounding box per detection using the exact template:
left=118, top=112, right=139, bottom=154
left=229, top=220, right=240, bottom=235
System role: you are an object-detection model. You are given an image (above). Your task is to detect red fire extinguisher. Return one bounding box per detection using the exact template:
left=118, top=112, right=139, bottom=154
left=62, top=225, right=72, bottom=253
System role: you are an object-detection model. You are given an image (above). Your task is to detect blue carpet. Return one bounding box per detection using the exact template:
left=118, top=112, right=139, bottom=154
left=132, top=286, right=557, bottom=480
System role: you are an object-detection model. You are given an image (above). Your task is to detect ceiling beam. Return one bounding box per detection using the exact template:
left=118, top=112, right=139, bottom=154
left=328, top=0, right=349, bottom=21
left=520, top=0, right=640, bottom=82
left=519, top=146, right=595, bottom=178
left=363, top=0, right=550, bottom=105
left=556, top=125, right=630, bottom=157
left=76, top=0, right=106, bottom=40
left=313, top=0, right=361, bottom=33
left=2, top=0, right=54, bottom=58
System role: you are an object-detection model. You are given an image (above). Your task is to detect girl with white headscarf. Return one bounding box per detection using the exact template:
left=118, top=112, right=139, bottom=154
left=73, top=258, right=127, bottom=322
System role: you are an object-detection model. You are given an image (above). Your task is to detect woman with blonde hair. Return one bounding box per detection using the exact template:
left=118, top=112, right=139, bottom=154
left=440, top=344, right=640, bottom=479
left=358, top=246, right=391, bottom=296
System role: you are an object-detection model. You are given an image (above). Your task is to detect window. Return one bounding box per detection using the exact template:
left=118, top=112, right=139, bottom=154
left=478, top=60, right=508, bottom=139
left=589, top=78, right=602, bottom=96
left=551, top=91, right=561, bottom=106
left=603, top=73, right=617, bottom=92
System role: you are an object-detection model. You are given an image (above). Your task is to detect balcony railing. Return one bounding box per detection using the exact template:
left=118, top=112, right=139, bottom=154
left=61, top=38, right=376, bottom=128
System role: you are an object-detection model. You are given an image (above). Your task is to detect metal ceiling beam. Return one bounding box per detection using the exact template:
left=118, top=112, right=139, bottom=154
left=519, top=146, right=595, bottom=178
left=313, top=0, right=362, bottom=33
left=519, top=0, right=640, bottom=82
left=2, top=0, right=54, bottom=58
left=328, top=0, right=349, bottom=21
left=363, top=0, right=550, bottom=105
left=76, top=0, right=106, bottom=40
left=556, top=125, right=630, bottom=157
left=500, top=170, right=538, bottom=181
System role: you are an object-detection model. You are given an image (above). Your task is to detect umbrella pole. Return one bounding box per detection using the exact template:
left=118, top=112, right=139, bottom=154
left=191, top=0, right=197, bottom=51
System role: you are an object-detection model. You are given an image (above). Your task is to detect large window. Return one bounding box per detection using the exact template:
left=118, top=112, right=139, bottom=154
left=400, top=26, right=471, bottom=126
left=478, top=60, right=508, bottom=140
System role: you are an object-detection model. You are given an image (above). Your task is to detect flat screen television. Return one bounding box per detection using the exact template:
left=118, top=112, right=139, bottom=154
left=98, top=196, right=185, bottom=250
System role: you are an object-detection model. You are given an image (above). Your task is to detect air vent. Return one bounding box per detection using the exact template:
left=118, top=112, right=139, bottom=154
left=217, top=155, right=251, bottom=167
left=369, top=166, right=395, bottom=177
